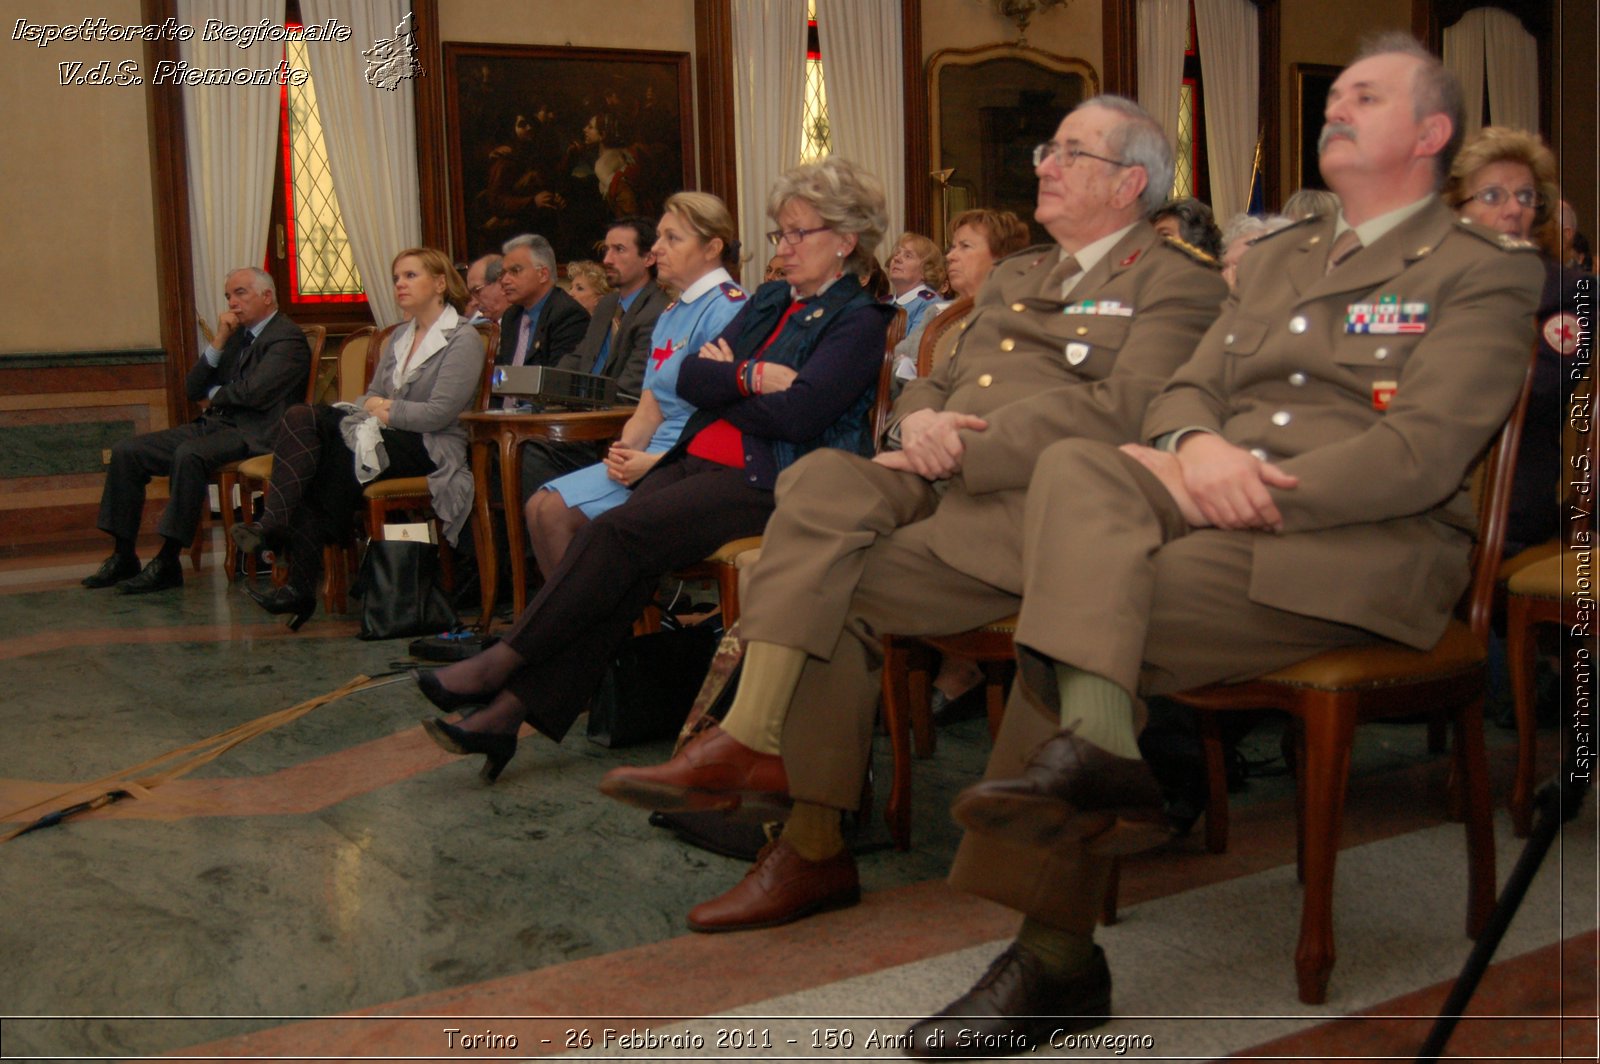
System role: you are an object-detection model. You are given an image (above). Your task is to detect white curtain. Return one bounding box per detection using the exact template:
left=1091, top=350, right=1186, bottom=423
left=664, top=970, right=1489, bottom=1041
left=302, top=0, right=422, bottom=326
left=817, top=0, right=904, bottom=260
left=178, top=0, right=285, bottom=340
left=1136, top=0, right=1189, bottom=165
left=1193, top=0, right=1258, bottom=221
left=1480, top=8, right=1538, bottom=132
left=1445, top=7, right=1539, bottom=138
left=1442, top=13, right=1486, bottom=138
left=731, top=0, right=807, bottom=281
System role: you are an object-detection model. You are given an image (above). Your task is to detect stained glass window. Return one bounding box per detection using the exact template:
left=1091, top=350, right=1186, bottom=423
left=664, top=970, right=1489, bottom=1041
left=278, top=30, right=364, bottom=304
left=801, top=1, right=831, bottom=162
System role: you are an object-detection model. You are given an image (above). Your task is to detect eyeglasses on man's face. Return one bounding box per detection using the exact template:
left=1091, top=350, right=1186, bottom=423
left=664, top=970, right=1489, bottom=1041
left=765, top=225, right=831, bottom=247
left=1461, top=185, right=1541, bottom=210
left=1032, top=141, right=1132, bottom=170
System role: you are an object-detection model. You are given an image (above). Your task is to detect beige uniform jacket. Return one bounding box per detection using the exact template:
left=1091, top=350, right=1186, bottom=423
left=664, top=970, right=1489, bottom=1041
left=892, top=222, right=1228, bottom=590
left=1144, top=197, right=1544, bottom=648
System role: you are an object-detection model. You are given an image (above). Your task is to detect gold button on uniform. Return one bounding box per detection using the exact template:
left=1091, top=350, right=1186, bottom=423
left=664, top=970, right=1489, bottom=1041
left=1250, top=447, right=1270, bottom=462
left=1289, top=372, right=1307, bottom=386
left=1374, top=347, right=1389, bottom=360
left=1075, top=326, right=1089, bottom=336
left=1000, top=339, right=1015, bottom=352
left=1011, top=302, right=1026, bottom=312
left=978, top=373, right=993, bottom=387
left=1289, top=316, right=1308, bottom=334
left=1271, top=410, right=1292, bottom=426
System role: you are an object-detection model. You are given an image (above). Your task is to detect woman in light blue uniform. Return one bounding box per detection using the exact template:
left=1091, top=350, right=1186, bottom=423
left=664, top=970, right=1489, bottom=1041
left=526, top=191, right=746, bottom=575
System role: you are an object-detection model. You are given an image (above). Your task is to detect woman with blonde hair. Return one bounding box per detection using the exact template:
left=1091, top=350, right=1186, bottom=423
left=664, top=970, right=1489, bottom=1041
left=416, top=158, right=894, bottom=783
left=564, top=259, right=611, bottom=314
left=1447, top=126, right=1585, bottom=554
left=525, top=192, right=747, bottom=576
left=233, top=248, right=484, bottom=629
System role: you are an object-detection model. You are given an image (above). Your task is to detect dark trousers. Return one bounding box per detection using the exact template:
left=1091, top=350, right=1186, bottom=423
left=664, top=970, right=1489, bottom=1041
left=501, top=456, right=775, bottom=741
left=265, top=404, right=434, bottom=595
left=97, top=421, right=253, bottom=545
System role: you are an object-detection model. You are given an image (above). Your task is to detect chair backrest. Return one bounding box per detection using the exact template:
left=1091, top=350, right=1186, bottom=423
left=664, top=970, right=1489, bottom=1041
left=917, top=295, right=974, bottom=378
left=301, top=325, right=328, bottom=403
left=364, top=322, right=403, bottom=392
left=473, top=320, right=501, bottom=409
left=335, top=326, right=376, bottom=403
left=884, top=305, right=909, bottom=354
left=1464, top=351, right=1537, bottom=638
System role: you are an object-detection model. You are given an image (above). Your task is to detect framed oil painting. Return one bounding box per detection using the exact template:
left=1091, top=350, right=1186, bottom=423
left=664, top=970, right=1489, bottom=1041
left=443, top=43, right=692, bottom=265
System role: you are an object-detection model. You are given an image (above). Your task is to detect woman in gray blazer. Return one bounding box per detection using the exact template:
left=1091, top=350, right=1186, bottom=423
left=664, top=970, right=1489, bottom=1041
left=233, top=248, right=484, bottom=629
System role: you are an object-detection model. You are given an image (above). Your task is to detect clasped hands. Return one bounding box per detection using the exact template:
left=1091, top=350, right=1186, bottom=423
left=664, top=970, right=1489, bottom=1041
left=1118, top=432, right=1298, bottom=531
left=873, top=408, right=989, bottom=479
left=362, top=395, right=396, bottom=425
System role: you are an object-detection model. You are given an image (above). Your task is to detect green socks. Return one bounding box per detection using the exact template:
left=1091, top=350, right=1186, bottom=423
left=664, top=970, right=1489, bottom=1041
left=1017, top=916, right=1096, bottom=974
left=717, top=641, right=807, bottom=755
left=1055, top=665, right=1141, bottom=759
left=783, top=800, right=845, bottom=861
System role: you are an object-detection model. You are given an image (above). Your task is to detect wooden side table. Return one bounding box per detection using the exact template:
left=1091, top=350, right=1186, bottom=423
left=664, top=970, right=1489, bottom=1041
left=460, top=408, right=635, bottom=625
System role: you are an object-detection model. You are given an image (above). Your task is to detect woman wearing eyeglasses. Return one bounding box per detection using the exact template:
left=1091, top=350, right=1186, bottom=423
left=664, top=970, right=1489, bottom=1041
left=1446, top=126, right=1586, bottom=555
left=415, top=157, right=893, bottom=782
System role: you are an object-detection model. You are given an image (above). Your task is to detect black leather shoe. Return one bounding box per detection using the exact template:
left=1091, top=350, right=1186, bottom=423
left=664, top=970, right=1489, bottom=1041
left=421, top=719, right=517, bottom=783
left=115, top=555, right=183, bottom=595
left=952, top=728, right=1174, bottom=856
left=411, top=668, right=490, bottom=715
left=83, top=553, right=140, bottom=589
left=930, top=683, right=985, bottom=727
left=246, top=584, right=316, bottom=631
left=906, top=943, right=1110, bottom=1058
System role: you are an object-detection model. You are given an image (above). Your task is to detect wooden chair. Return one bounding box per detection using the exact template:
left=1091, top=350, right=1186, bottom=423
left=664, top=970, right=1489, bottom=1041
left=189, top=325, right=327, bottom=573
left=679, top=312, right=906, bottom=628
left=1501, top=368, right=1595, bottom=837
left=879, top=363, right=1534, bottom=1005
left=360, top=321, right=501, bottom=600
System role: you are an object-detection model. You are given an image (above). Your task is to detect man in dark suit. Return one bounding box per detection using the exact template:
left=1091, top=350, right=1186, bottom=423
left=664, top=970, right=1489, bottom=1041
left=86, top=267, right=311, bottom=594
left=495, top=232, right=589, bottom=410
left=521, top=216, right=670, bottom=500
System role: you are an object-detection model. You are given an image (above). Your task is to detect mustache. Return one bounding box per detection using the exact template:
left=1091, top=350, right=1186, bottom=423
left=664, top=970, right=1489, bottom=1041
left=1317, top=122, right=1356, bottom=154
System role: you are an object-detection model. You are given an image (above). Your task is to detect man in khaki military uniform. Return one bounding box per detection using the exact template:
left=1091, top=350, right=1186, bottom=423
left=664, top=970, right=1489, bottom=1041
left=902, top=36, right=1545, bottom=1056
left=601, top=96, right=1228, bottom=928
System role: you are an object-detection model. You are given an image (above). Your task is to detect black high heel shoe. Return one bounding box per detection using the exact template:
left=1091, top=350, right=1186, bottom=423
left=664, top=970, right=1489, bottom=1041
left=246, top=585, right=317, bottom=632
left=411, top=668, right=490, bottom=715
left=421, top=718, right=517, bottom=783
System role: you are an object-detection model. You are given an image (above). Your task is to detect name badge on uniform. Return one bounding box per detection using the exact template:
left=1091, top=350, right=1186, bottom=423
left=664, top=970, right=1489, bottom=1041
left=1065, top=342, right=1090, bottom=366
left=1372, top=380, right=1398, bottom=411
left=1346, top=295, right=1429, bottom=335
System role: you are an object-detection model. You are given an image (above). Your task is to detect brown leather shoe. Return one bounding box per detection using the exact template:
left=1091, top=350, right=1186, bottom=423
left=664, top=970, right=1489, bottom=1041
left=905, top=943, right=1110, bottom=1058
left=951, top=728, right=1174, bottom=856
left=598, top=724, right=790, bottom=819
left=686, top=838, right=859, bottom=933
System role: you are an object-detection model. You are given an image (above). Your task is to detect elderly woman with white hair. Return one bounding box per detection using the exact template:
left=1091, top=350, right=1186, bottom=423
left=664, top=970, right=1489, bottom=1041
left=416, top=157, right=895, bottom=783
left=1218, top=212, right=1293, bottom=290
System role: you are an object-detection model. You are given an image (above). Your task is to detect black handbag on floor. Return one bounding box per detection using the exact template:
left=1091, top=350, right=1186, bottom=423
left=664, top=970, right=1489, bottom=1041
left=587, top=623, right=720, bottom=747
left=350, top=540, right=458, bottom=640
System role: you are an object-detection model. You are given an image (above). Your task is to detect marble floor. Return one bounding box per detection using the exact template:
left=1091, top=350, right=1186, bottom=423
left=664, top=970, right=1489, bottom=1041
left=0, top=534, right=1594, bottom=1062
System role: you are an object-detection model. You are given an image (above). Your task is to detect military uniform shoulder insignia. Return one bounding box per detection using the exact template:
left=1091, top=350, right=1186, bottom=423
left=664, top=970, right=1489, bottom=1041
left=1454, top=217, right=1538, bottom=251
left=916, top=288, right=938, bottom=300
left=1251, top=214, right=1320, bottom=245
left=1160, top=235, right=1218, bottom=267
left=719, top=281, right=747, bottom=301
left=1005, top=243, right=1057, bottom=268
